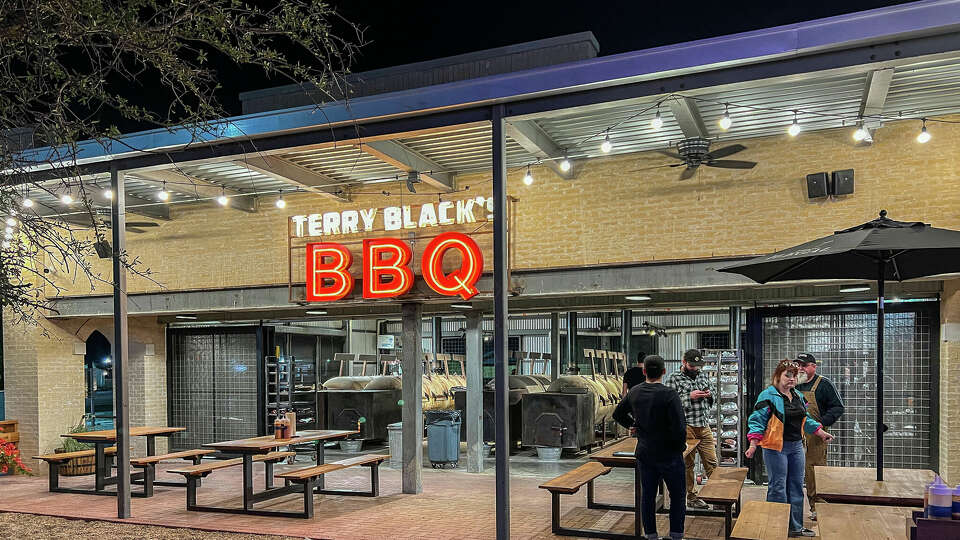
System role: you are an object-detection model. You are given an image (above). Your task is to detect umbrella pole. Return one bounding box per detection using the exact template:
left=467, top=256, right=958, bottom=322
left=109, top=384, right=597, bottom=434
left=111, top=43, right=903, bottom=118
left=876, top=266, right=885, bottom=482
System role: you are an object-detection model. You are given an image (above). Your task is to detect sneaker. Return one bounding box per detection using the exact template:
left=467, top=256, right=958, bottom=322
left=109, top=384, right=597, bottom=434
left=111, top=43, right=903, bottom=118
left=788, top=528, right=816, bottom=537
left=687, top=498, right=710, bottom=510
left=809, top=511, right=817, bottom=521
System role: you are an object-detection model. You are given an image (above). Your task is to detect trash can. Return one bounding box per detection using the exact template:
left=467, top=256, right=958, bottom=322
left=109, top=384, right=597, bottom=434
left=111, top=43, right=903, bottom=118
left=387, top=422, right=403, bottom=469
left=425, top=410, right=461, bottom=468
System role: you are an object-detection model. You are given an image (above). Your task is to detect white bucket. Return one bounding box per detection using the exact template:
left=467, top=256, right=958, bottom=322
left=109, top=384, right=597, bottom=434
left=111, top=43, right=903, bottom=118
left=536, top=446, right=562, bottom=461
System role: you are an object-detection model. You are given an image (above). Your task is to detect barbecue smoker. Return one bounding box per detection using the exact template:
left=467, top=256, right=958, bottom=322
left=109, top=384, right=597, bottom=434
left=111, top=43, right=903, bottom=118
left=521, top=350, right=626, bottom=451
left=322, top=353, right=401, bottom=441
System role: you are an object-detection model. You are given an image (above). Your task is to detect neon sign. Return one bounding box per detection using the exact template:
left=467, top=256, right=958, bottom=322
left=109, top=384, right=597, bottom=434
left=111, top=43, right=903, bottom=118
left=305, top=232, right=483, bottom=302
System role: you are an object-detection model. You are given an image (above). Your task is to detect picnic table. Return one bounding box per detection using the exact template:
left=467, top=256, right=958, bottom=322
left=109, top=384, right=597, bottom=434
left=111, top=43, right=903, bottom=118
left=815, top=466, right=934, bottom=507
left=586, top=438, right=699, bottom=512
left=192, top=429, right=357, bottom=516
left=816, top=503, right=914, bottom=539
left=49, top=426, right=184, bottom=495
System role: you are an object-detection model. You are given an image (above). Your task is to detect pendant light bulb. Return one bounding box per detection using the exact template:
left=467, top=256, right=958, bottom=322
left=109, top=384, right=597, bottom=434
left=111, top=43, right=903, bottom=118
left=22, top=195, right=33, bottom=208
left=718, top=105, right=732, bottom=130
left=104, top=188, right=113, bottom=200
left=788, top=112, right=801, bottom=137
left=1, top=241, right=9, bottom=249
left=522, top=166, right=534, bottom=186
left=852, top=122, right=869, bottom=142
left=275, top=194, right=286, bottom=209
left=600, top=132, right=612, bottom=153
left=559, top=156, right=571, bottom=172
left=217, top=189, right=229, bottom=206
left=916, top=119, right=931, bottom=143
left=5, top=217, right=15, bottom=227
left=157, top=182, right=170, bottom=201
left=651, top=110, right=663, bottom=131
left=61, top=193, right=73, bottom=205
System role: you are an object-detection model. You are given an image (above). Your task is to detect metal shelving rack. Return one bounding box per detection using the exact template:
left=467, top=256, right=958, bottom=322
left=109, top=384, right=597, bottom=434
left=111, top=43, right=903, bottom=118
left=265, top=355, right=320, bottom=434
left=702, top=348, right=744, bottom=468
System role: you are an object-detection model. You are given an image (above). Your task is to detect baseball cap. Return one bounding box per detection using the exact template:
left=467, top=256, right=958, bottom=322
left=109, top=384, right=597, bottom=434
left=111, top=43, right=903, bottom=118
left=683, top=348, right=705, bottom=366
left=796, top=353, right=817, bottom=364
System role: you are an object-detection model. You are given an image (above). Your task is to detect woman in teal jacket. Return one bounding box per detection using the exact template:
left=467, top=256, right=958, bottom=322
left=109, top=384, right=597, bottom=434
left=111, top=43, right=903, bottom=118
left=745, top=360, right=834, bottom=537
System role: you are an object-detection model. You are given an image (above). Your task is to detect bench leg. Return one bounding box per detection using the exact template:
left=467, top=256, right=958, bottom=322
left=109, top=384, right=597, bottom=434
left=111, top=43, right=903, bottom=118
left=48, top=461, right=60, bottom=491
left=143, top=464, right=155, bottom=497
left=95, top=445, right=106, bottom=491
left=302, top=477, right=315, bottom=519
left=315, top=440, right=325, bottom=490
left=551, top=492, right=561, bottom=534
left=186, top=476, right=198, bottom=510
left=242, top=454, right=254, bottom=511
left=724, top=503, right=733, bottom=540
left=370, top=463, right=380, bottom=497
left=265, top=461, right=274, bottom=490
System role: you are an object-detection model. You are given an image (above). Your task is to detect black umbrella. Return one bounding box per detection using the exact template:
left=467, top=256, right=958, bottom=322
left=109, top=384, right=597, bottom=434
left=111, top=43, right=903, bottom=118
left=718, top=210, right=960, bottom=480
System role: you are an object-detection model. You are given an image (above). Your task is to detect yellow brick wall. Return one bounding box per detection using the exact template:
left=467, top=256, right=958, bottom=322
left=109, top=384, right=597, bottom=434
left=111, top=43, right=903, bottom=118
left=44, top=115, right=960, bottom=297
left=940, top=280, right=960, bottom=484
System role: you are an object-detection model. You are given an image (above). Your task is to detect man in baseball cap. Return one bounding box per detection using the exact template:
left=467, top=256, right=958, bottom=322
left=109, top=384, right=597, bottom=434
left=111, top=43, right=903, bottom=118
left=665, top=348, right=717, bottom=509
left=795, top=353, right=845, bottom=521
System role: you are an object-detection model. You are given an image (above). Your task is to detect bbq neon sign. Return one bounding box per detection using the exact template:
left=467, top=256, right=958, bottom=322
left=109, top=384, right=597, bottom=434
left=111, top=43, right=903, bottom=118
left=306, top=232, right=483, bottom=302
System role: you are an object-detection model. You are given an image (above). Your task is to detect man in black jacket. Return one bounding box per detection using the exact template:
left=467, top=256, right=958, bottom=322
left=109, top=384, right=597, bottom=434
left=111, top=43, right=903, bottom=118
left=613, top=355, right=687, bottom=540
left=795, top=353, right=845, bottom=521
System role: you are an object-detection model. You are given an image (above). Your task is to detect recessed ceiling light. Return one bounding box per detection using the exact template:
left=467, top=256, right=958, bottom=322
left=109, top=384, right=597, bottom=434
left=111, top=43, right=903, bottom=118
left=625, top=295, right=652, bottom=301
left=839, top=286, right=870, bottom=293
left=175, top=314, right=198, bottom=320
left=450, top=303, right=473, bottom=309
left=305, top=310, right=327, bottom=315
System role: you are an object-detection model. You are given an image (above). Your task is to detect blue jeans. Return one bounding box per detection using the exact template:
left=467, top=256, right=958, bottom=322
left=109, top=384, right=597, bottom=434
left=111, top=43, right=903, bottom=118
left=763, top=440, right=805, bottom=532
left=637, top=454, right=686, bottom=540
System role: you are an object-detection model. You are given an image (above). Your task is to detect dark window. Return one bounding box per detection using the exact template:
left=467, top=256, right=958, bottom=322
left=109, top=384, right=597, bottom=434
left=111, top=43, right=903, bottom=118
left=699, top=332, right=730, bottom=350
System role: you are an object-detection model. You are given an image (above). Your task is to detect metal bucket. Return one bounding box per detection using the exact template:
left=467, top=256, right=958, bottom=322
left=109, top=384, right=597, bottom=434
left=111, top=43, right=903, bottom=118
left=536, top=446, right=562, bottom=461
left=339, top=439, right=363, bottom=453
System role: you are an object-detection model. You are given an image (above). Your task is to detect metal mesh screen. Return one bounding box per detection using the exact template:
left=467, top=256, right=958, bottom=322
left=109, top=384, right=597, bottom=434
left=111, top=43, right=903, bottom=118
left=761, top=309, right=932, bottom=469
left=168, top=330, right=260, bottom=451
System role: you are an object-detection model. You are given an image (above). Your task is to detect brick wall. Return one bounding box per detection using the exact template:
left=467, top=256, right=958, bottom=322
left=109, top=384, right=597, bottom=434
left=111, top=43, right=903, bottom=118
left=940, top=280, right=960, bottom=484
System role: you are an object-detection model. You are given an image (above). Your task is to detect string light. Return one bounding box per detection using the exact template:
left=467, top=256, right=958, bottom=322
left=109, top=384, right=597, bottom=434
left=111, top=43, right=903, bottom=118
left=600, top=131, right=613, bottom=153
left=788, top=111, right=801, bottom=137
left=852, top=121, right=869, bottom=142
left=917, top=118, right=931, bottom=143
left=157, top=182, right=170, bottom=201
left=61, top=193, right=73, bottom=205
left=1, top=241, right=9, bottom=249
left=5, top=217, right=15, bottom=227
left=718, top=104, right=732, bottom=130
left=650, top=109, right=664, bottom=130
left=22, top=189, right=33, bottom=208
left=522, top=166, right=534, bottom=185
left=217, top=188, right=229, bottom=206
left=104, top=188, right=113, bottom=199
left=559, top=154, right=571, bottom=172
left=275, top=193, right=286, bottom=209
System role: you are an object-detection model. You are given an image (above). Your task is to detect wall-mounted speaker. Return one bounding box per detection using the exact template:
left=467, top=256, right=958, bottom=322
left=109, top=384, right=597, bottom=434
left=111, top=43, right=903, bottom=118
left=832, top=169, right=854, bottom=195
left=806, top=172, right=829, bottom=199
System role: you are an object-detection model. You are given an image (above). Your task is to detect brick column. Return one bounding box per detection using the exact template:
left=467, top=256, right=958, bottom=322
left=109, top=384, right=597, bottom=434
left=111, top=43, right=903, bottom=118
left=940, top=280, right=960, bottom=484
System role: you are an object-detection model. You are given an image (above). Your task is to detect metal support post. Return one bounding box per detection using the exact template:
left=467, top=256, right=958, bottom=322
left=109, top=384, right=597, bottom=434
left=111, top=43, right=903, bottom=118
left=621, top=309, right=633, bottom=363
left=876, top=265, right=885, bottom=481
left=432, top=316, right=444, bottom=355
left=728, top=306, right=742, bottom=350
left=401, top=302, right=424, bottom=493
left=550, top=312, right=561, bottom=381
left=566, top=312, right=578, bottom=372
left=491, top=104, right=511, bottom=540
left=465, top=310, right=485, bottom=473
left=110, top=164, right=131, bottom=519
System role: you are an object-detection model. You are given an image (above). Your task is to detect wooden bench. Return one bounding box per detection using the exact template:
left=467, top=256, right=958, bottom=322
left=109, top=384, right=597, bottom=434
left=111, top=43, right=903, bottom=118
left=274, top=454, right=389, bottom=518
left=129, top=449, right=214, bottom=496
left=730, top=500, right=790, bottom=539
left=33, top=447, right=118, bottom=493
left=698, top=467, right=749, bottom=540
left=540, top=462, right=634, bottom=539
left=168, top=451, right=295, bottom=512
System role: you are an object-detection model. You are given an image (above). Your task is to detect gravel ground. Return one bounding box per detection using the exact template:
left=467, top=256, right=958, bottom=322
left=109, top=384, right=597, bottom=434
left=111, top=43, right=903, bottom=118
left=0, top=512, right=300, bottom=539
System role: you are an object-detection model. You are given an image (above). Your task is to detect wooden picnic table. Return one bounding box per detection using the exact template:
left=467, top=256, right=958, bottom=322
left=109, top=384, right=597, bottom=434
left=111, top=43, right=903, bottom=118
left=59, top=425, right=185, bottom=494
left=198, top=429, right=357, bottom=516
left=816, top=503, right=915, bottom=539
left=815, top=466, right=934, bottom=507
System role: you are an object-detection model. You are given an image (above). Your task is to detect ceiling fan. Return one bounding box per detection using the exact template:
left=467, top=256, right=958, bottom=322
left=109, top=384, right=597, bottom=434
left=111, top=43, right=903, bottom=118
left=652, top=137, right=757, bottom=180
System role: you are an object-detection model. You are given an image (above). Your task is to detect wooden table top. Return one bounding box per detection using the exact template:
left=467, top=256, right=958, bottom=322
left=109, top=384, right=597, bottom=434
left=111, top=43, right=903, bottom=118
left=817, top=503, right=915, bottom=540
left=589, top=438, right=699, bottom=467
left=815, top=466, right=934, bottom=507
left=203, top=430, right=357, bottom=453
left=63, top=426, right=185, bottom=442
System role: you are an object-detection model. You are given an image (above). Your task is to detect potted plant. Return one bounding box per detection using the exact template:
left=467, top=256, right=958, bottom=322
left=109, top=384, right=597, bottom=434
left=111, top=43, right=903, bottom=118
left=53, top=415, right=96, bottom=476
left=0, top=437, right=32, bottom=476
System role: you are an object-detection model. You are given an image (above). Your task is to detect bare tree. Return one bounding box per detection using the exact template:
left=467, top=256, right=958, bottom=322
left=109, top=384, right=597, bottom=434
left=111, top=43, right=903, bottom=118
left=0, top=0, right=362, bottom=327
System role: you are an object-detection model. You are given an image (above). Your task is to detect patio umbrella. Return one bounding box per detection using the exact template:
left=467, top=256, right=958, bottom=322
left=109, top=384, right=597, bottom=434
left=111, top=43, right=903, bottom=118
left=718, top=210, right=960, bottom=481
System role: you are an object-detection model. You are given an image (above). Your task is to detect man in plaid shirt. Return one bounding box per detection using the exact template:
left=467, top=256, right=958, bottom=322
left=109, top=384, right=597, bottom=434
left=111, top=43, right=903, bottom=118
left=665, top=348, right=718, bottom=509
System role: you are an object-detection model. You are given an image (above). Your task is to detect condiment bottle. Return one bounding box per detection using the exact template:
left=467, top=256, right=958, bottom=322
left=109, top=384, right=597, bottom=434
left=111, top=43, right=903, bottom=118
left=924, top=475, right=938, bottom=518
left=273, top=413, right=284, bottom=440
left=928, top=476, right=952, bottom=520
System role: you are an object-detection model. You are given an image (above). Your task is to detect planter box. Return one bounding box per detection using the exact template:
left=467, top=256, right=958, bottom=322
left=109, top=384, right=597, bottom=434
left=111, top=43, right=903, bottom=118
left=54, top=448, right=96, bottom=476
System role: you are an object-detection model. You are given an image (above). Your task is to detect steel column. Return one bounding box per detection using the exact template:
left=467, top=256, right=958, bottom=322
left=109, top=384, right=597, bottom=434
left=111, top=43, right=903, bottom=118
left=876, top=264, right=885, bottom=481
left=401, top=302, right=424, bottom=493
left=566, top=312, right=578, bottom=372
left=110, top=164, right=131, bottom=518
left=492, top=104, right=511, bottom=540
left=550, top=313, right=561, bottom=381
left=432, top=316, right=444, bottom=355
left=728, top=306, right=742, bottom=350
left=621, top=309, right=633, bottom=365
left=465, top=310, right=485, bottom=473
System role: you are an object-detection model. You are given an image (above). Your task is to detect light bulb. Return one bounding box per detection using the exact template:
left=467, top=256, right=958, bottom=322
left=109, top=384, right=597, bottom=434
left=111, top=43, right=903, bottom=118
left=788, top=119, right=801, bottom=137
left=1, top=241, right=9, bottom=249
left=4, top=232, right=12, bottom=240
left=718, top=108, right=732, bottom=130
left=5, top=217, right=15, bottom=227
left=4, top=227, right=12, bottom=234
left=275, top=196, right=286, bottom=209
left=22, top=197, right=33, bottom=208
left=61, top=193, right=73, bottom=205
left=157, top=187, right=170, bottom=201
left=651, top=110, right=663, bottom=130
left=600, top=134, right=612, bottom=153
left=522, top=168, right=533, bottom=185
left=853, top=124, right=869, bottom=142
left=104, top=189, right=113, bottom=199
left=917, top=121, right=931, bottom=144
left=559, top=158, right=571, bottom=172
left=217, top=194, right=229, bottom=206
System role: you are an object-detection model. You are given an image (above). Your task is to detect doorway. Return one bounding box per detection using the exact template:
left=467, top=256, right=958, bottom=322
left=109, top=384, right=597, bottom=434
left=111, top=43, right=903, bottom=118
left=84, top=330, right=114, bottom=429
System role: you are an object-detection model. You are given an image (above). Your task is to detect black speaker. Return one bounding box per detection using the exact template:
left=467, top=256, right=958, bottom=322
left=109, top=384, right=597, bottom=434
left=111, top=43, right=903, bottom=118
left=832, top=169, right=854, bottom=195
left=806, top=172, right=829, bottom=199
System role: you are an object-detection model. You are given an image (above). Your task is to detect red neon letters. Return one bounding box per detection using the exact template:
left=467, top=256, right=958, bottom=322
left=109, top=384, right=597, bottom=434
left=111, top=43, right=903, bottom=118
left=305, top=243, right=354, bottom=302
left=305, top=233, right=483, bottom=302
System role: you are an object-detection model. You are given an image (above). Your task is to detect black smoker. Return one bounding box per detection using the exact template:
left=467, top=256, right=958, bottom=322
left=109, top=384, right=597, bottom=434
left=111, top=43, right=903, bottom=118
left=521, top=389, right=598, bottom=450
left=325, top=389, right=402, bottom=441
left=453, top=375, right=546, bottom=450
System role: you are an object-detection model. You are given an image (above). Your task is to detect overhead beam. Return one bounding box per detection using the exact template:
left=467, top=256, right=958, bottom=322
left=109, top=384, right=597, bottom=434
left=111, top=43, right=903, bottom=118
left=234, top=156, right=350, bottom=202
left=504, top=119, right=574, bottom=179
left=667, top=96, right=710, bottom=139
left=858, top=68, right=895, bottom=143
left=361, top=140, right=454, bottom=192
left=132, top=169, right=257, bottom=212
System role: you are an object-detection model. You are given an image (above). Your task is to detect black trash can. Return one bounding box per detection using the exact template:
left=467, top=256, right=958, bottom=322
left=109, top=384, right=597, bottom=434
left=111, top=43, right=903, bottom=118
left=425, top=410, right=461, bottom=468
